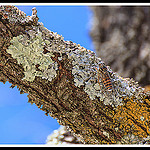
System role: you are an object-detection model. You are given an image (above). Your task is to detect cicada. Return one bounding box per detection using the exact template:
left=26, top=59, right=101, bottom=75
left=95, top=63, right=115, bottom=95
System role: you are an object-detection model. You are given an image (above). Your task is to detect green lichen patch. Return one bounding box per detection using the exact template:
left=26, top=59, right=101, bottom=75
left=6, top=32, right=58, bottom=82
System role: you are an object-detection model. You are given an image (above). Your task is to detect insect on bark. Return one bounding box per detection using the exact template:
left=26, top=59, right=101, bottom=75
left=95, top=63, right=115, bottom=95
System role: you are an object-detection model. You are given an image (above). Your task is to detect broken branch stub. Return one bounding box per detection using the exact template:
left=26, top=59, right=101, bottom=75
left=0, top=5, right=150, bottom=144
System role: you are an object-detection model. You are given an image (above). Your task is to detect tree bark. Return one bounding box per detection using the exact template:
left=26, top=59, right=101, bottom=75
left=0, top=5, right=150, bottom=144
left=90, top=6, right=150, bottom=87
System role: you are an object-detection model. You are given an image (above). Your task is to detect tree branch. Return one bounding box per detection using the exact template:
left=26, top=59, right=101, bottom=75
left=0, top=5, right=150, bottom=144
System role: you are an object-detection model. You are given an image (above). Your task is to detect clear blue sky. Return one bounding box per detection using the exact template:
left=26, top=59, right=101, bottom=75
left=0, top=5, right=94, bottom=144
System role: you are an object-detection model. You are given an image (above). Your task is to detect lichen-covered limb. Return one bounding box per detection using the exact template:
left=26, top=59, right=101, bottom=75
left=0, top=5, right=150, bottom=144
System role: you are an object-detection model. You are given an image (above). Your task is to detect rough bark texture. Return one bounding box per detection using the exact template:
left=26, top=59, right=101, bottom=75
left=0, top=5, right=150, bottom=144
left=90, top=6, right=150, bottom=87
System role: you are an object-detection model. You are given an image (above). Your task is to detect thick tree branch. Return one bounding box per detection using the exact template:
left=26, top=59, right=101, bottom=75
left=0, top=5, right=150, bottom=144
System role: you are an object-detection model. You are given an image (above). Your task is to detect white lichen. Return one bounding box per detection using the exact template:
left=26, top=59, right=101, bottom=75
left=65, top=43, right=146, bottom=107
left=118, top=133, right=150, bottom=144
left=66, top=47, right=103, bottom=100
left=103, top=131, right=110, bottom=138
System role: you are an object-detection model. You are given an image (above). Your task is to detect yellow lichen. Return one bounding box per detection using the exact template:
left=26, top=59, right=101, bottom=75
left=113, top=96, right=150, bottom=139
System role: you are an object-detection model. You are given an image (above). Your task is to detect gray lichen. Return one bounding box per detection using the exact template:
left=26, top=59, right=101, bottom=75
left=118, top=133, right=150, bottom=144
left=66, top=47, right=103, bottom=100
left=0, top=5, right=39, bottom=25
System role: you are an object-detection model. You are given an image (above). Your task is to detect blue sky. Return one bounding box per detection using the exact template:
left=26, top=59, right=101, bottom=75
left=0, top=5, right=94, bottom=144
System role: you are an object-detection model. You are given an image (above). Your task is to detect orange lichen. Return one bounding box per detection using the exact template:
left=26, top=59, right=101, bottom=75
left=113, top=96, right=150, bottom=139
